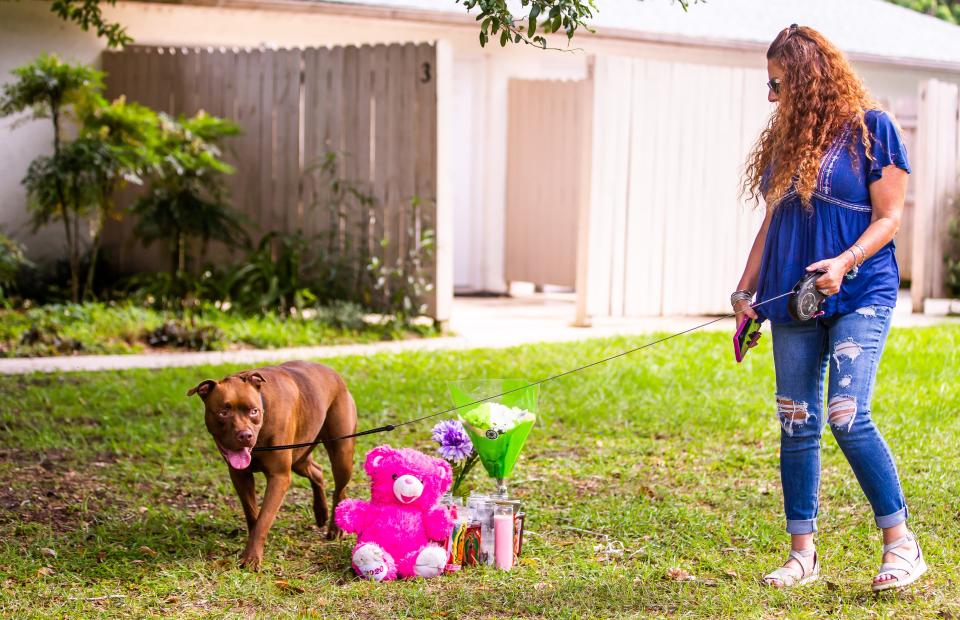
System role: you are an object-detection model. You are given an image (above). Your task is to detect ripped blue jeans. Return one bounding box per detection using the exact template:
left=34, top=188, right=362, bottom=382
left=771, top=305, right=907, bottom=535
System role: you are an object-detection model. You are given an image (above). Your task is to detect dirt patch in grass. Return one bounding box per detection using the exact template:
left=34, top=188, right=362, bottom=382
left=0, top=449, right=122, bottom=533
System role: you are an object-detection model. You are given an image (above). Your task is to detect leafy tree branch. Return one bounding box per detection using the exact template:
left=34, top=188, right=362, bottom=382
left=459, top=0, right=700, bottom=49
left=50, top=0, right=132, bottom=48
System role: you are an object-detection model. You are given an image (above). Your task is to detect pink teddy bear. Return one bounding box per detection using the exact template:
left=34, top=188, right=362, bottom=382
left=335, top=444, right=455, bottom=580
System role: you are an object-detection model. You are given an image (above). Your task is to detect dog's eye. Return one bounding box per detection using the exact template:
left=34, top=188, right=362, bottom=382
left=249, top=408, right=259, bottom=417
left=391, top=474, right=398, bottom=481
left=217, top=409, right=229, bottom=418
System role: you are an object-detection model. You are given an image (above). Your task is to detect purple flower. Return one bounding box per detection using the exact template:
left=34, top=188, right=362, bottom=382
left=431, top=419, right=474, bottom=463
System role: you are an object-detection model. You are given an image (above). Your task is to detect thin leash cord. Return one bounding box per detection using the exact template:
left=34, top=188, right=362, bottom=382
left=253, top=290, right=791, bottom=453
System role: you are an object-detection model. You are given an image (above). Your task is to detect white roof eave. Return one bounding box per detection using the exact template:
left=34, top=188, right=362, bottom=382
left=168, top=0, right=960, bottom=73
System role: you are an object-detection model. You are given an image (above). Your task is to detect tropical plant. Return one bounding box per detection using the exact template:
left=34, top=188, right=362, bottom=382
left=306, top=152, right=436, bottom=325
left=0, top=233, right=31, bottom=303
left=121, top=270, right=224, bottom=311
left=125, top=149, right=432, bottom=325
left=219, top=231, right=319, bottom=316
left=306, top=151, right=378, bottom=304
left=130, top=111, right=245, bottom=284
left=367, top=197, right=435, bottom=325
left=77, top=95, right=158, bottom=297
left=0, top=54, right=103, bottom=302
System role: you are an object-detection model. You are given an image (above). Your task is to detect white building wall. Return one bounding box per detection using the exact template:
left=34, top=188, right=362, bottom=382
left=0, top=4, right=103, bottom=259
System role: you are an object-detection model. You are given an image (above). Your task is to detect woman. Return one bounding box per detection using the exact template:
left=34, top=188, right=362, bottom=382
left=733, top=24, right=926, bottom=591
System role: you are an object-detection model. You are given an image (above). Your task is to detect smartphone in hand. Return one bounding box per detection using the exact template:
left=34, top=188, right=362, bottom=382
left=734, top=316, right=762, bottom=363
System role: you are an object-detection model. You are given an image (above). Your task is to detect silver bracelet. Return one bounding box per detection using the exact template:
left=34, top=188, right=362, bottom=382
left=730, top=290, right=754, bottom=307
left=846, top=248, right=859, bottom=267
left=852, top=243, right=867, bottom=266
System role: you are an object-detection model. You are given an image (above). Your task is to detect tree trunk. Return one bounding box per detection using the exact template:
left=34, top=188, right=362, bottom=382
left=61, top=205, right=75, bottom=299
left=72, top=198, right=81, bottom=302
left=51, top=100, right=79, bottom=303
left=171, top=236, right=180, bottom=279
left=84, top=210, right=104, bottom=301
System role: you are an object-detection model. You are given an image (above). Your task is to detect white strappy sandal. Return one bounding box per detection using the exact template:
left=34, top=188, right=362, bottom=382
left=872, top=532, right=927, bottom=592
left=762, top=547, right=820, bottom=588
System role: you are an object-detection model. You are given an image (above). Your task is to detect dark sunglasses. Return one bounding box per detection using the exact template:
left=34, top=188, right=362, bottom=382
left=766, top=24, right=797, bottom=95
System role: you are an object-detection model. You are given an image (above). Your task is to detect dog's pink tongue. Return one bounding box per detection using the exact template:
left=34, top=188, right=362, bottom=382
left=224, top=447, right=252, bottom=470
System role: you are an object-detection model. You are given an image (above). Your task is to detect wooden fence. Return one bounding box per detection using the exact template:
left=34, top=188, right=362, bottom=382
left=504, top=79, right=591, bottom=289
left=101, top=42, right=450, bottom=319
left=912, top=79, right=960, bottom=310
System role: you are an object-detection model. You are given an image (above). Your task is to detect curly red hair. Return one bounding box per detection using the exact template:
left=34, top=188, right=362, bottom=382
left=743, top=25, right=878, bottom=208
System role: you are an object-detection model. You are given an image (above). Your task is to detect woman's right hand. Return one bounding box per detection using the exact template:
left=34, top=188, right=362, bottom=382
left=734, top=299, right=761, bottom=347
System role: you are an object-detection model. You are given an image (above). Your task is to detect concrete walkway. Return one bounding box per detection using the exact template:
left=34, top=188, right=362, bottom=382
left=0, top=291, right=956, bottom=375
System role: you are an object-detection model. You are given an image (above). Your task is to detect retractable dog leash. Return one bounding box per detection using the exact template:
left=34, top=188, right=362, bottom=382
left=787, top=269, right=829, bottom=322
left=254, top=279, right=823, bottom=454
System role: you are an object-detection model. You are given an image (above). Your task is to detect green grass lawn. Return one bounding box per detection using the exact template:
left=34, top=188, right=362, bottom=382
left=0, top=302, right=433, bottom=357
left=1, top=326, right=958, bottom=618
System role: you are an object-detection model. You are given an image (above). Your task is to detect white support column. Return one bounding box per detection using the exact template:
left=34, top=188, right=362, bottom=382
left=574, top=59, right=596, bottom=327
left=433, top=39, right=455, bottom=324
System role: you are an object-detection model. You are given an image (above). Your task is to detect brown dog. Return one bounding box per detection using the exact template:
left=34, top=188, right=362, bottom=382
left=188, top=361, right=357, bottom=570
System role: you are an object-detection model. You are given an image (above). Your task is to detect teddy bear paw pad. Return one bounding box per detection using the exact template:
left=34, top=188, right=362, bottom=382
left=354, top=544, right=391, bottom=581
left=414, top=546, right=449, bottom=578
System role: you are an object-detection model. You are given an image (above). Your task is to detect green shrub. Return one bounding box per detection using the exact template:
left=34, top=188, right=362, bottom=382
left=946, top=194, right=960, bottom=297
left=0, top=233, right=30, bottom=302
left=131, top=111, right=244, bottom=280
left=303, top=153, right=436, bottom=326
left=0, top=301, right=430, bottom=357
left=218, top=230, right=318, bottom=316
left=1, top=54, right=103, bottom=302
left=143, top=319, right=224, bottom=351
left=312, top=300, right=367, bottom=331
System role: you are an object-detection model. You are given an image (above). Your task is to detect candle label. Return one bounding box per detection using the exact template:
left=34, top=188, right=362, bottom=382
left=463, top=524, right=482, bottom=566
left=514, top=512, right=526, bottom=558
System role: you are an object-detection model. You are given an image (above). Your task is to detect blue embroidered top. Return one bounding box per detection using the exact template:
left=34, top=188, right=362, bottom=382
left=755, top=110, right=911, bottom=324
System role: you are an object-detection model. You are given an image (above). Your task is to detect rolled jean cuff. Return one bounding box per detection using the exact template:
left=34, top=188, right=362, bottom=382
left=786, top=518, right=817, bottom=535
left=875, top=507, right=908, bottom=529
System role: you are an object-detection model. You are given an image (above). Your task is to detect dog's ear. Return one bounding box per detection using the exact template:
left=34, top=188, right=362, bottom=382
left=241, top=372, right=267, bottom=390
left=187, top=380, right=216, bottom=399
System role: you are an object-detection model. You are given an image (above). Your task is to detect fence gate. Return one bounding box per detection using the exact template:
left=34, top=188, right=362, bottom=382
left=911, top=79, right=960, bottom=311
left=101, top=42, right=452, bottom=320
left=504, top=79, right=591, bottom=289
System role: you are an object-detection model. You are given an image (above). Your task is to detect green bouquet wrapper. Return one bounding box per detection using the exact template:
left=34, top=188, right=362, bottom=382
left=448, top=380, right=539, bottom=482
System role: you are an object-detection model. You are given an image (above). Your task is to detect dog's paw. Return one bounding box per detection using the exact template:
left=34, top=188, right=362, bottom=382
left=326, top=523, right=343, bottom=541
left=239, top=548, right=263, bottom=572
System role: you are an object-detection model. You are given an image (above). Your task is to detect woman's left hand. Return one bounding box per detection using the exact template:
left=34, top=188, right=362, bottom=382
left=805, top=256, right=853, bottom=296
